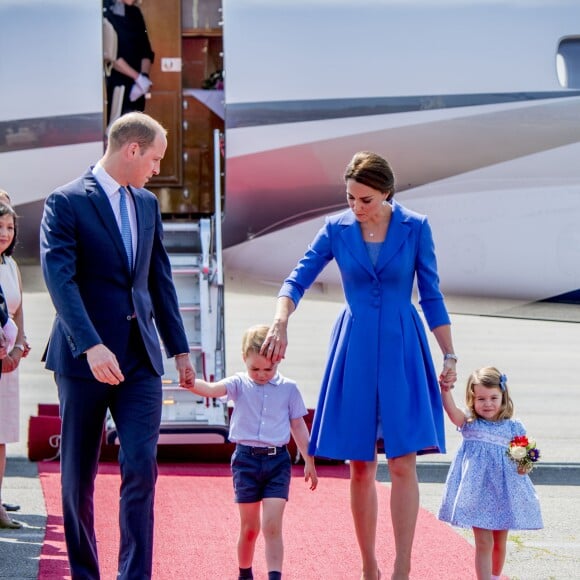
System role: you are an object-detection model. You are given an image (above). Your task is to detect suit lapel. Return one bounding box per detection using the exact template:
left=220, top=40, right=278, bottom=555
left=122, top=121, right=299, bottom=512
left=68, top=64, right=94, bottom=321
left=85, top=173, right=133, bottom=275
left=338, top=202, right=411, bottom=278
left=129, top=187, right=145, bottom=272
left=339, top=212, right=377, bottom=279
left=374, top=200, right=410, bottom=273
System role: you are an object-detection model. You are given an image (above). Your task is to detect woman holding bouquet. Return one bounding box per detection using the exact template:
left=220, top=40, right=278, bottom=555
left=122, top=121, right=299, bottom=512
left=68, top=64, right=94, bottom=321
left=438, top=366, right=543, bottom=580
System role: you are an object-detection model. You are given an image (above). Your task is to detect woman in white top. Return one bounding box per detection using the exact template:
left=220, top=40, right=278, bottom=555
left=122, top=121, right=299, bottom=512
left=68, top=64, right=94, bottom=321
left=0, top=195, right=29, bottom=529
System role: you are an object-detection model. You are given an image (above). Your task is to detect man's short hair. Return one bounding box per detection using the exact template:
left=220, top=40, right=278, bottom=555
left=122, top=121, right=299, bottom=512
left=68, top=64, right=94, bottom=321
left=108, top=112, right=167, bottom=152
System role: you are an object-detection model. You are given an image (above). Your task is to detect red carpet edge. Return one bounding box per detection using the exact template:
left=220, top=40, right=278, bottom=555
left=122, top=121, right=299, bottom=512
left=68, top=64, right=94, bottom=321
left=38, top=462, right=475, bottom=579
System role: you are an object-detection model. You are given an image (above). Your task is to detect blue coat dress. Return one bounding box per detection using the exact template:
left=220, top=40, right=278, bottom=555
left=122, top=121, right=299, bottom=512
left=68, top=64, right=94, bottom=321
left=279, top=201, right=450, bottom=461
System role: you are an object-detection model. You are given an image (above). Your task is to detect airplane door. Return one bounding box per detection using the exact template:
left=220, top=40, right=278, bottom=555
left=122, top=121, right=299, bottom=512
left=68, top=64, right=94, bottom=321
left=138, top=0, right=224, bottom=216
left=140, top=0, right=183, bottom=187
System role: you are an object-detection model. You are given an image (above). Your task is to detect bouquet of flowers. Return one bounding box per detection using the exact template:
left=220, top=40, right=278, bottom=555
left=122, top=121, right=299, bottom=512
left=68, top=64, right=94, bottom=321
left=507, top=435, right=540, bottom=474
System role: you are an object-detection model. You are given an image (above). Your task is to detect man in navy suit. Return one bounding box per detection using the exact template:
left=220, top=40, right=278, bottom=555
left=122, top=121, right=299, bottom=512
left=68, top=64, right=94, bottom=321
left=40, top=112, right=195, bottom=580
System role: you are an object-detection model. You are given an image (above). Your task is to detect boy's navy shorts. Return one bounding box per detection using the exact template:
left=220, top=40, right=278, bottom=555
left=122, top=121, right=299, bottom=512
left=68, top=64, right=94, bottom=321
left=231, top=444, right=291, bottom=503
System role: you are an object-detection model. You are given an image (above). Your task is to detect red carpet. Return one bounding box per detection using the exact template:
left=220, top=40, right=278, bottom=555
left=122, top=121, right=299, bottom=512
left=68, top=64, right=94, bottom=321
left=38, top=462, right=475, bottom=579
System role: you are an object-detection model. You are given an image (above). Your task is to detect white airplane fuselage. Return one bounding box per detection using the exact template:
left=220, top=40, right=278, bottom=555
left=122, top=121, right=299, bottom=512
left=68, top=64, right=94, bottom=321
left=221, top=0, right=580, bottom=302
left=2, top=0, right=580, bottom=302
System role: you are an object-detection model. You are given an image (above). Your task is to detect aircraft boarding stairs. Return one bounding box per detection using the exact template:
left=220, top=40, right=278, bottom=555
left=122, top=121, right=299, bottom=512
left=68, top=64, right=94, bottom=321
left=105, top=218, right=229, bottom=449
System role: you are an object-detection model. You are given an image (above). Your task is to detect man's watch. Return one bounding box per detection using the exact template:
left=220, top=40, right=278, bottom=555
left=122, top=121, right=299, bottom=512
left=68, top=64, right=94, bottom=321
left=444, top=353, right=458, bottom=362
left=13, top=344, right=25, bottom=352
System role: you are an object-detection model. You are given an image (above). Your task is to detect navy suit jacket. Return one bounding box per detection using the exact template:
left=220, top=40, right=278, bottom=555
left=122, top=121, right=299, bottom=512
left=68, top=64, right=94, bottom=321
left=0, top=285, right=7, bottom=376
left=0, top=287, right=8, bottom=327
left=40, top=169, right=189, bottom=379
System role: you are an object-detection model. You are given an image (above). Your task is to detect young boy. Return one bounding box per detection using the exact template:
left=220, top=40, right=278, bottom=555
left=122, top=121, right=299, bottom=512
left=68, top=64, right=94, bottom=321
left=185, top=324, right=318, bottom=580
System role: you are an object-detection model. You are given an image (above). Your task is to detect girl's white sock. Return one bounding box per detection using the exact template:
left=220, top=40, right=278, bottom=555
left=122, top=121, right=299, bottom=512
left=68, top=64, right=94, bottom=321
left=491, top=575, right=501, bottom=580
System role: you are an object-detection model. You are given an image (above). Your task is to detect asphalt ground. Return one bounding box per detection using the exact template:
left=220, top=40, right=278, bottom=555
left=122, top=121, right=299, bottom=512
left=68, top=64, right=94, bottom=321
left=1, top=266, right=579, bottom=579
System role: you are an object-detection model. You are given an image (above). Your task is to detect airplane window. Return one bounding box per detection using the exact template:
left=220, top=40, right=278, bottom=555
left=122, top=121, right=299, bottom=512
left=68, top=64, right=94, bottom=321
left=557, top=37, right=580, bottom=88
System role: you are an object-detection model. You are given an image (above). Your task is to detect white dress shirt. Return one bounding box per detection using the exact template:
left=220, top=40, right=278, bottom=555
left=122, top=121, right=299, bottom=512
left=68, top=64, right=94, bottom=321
left=92, top=163, right=138, bottom=267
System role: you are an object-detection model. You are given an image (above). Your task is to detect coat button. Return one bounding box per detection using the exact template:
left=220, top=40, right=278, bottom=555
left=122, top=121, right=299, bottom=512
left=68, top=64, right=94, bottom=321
left=126, top=315, right=132, bottom=321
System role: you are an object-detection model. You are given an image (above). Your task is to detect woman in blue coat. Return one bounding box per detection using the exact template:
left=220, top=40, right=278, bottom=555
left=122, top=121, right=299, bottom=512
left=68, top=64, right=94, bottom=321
left=263, top=151, right=457, bottom=580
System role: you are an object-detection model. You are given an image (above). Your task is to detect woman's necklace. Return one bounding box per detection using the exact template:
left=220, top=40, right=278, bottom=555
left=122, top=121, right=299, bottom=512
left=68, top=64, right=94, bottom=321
left=365, top=222, right=386, bottom=239
left=363, top=208, right=391, bottom=240
left=364, top=226, right=380, bottom=239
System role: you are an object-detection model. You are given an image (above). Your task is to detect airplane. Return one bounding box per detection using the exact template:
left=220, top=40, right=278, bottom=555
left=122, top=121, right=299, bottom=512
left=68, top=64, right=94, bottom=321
left=0, top=0, right=104, bottom=259
left=2, top=0, right=580, bottom=305
left=220, top=0, right=580, bottom=304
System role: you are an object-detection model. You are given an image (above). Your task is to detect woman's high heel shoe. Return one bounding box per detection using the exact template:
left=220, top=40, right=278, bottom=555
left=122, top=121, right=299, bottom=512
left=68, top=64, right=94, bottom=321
left=2, top=502, right=20, bottom=512
left=0, top=506, right=22, bottom=529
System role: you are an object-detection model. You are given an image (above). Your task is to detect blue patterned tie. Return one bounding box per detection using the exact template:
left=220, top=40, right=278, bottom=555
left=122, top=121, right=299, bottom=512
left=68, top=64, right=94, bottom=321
left=119, top=187, right=133, bottom=270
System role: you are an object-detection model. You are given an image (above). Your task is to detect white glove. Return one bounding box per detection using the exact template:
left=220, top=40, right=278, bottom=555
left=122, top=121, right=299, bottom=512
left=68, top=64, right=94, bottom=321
left=2, top=318, right=18, bottom=353
left=129, top=73, right=152, bottom=102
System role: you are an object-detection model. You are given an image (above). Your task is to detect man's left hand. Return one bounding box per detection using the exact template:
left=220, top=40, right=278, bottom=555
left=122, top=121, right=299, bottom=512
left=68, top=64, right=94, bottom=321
left=175, top=353, right=195, bottom=388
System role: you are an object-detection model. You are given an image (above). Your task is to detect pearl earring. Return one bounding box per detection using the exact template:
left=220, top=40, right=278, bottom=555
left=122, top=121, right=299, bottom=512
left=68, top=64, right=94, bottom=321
left=382, top=199, right=388, bottom=206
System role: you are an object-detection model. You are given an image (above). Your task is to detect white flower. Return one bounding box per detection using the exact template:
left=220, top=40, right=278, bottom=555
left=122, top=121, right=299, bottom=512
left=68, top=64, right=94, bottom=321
left=509, top=446, right=527, bottom=460
left=527, top=437, right=536, bottom=448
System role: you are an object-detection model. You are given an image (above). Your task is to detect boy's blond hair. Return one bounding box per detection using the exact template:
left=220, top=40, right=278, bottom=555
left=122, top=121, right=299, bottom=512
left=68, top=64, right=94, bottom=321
left=241, top=324, right=270, bottom=358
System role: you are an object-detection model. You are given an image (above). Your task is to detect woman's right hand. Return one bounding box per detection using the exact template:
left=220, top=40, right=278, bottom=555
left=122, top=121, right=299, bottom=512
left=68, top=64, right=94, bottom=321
left=261, top=320, right=288, bottom=362
left=261, top=297, right=295, bottom=362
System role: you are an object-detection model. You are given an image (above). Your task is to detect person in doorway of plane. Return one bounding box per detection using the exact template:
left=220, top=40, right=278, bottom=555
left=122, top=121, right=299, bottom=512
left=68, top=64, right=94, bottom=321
left=184, top=324, right=318, bottom=580
left=104, top=0, right=155, bottom=126
left=262, top=151, right=457, bottom=580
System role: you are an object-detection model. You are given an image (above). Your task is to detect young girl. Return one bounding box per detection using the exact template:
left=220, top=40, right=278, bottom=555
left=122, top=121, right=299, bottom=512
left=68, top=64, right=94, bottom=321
left=185, top=324, right=318, bottom=580
left=438, top=367, right=543, bottom=580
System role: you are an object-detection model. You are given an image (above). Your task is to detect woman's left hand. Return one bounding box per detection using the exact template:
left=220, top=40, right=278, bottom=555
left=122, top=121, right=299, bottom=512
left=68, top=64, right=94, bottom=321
left=2, top=350, right=22, bottom=372
left=439, top=360, right=457, bottom=391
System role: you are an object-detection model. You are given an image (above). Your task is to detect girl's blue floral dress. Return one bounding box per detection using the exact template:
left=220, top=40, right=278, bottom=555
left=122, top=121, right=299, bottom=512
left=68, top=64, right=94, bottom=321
left=438, top=417, right=543, bottom=530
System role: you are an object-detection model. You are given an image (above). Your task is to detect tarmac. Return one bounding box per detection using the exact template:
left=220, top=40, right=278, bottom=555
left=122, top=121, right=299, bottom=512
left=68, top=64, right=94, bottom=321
left=1, top=266, right=579, bottom=579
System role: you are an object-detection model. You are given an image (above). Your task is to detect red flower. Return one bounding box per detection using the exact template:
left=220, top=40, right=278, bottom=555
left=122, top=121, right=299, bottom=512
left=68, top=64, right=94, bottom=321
left=512, top=435, right=529, bottom=447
